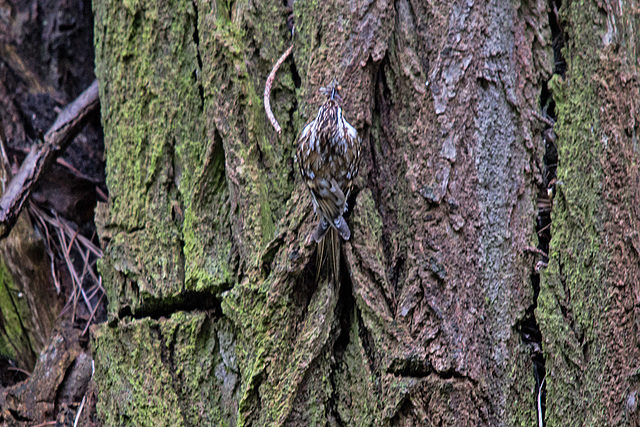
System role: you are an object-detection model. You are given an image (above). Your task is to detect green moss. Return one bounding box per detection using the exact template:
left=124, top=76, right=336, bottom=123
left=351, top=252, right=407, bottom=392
left=94, top=0, right=407, bottom=423
left=95, top=0, right=248, bottom=310
left=92, top=319, right=186, bottom=426
left=93, top=312, right=238, bottom=426
left=94, top=0, right=203, bottom=306
left=220, top=193, right=332, bottom=425
left=0, top=258, right=35, bottom=367
left=537, top=1, right=611, bottom=424
left=196, top=0, right=296, bottom=268
left=506, top=336, right=538, bottom=426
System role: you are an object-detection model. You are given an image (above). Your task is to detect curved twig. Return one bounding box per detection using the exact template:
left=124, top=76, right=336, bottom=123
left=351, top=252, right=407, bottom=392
left=264, top=44, right=294, bottom=135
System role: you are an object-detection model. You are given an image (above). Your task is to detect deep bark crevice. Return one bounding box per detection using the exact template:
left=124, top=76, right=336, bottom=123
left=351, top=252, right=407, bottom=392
left=518, top=273, right=546, bottom=419
left=334, top=249, right=355, bottom=356
left=191, top=0, right=204, bottom=110
left=285, top=53, right=299, bottom=144
left=369, top=55, right=402, bottom=309
left=520, top=1, right=567, bottom=423
left=327, top=258, right=354, bottom=426
left=7, top=408, right=30, bottom=422
left=290, top=59, right=301, bottom=89
left=118, top=291, right=223, bottom=321
left=167, top=137, right=186, bottom=288
left=356, top=307, right=378, bottom=374
left=52, top=358, right=75, bottom=416
left=548, top=0, right=567, bottom=78
left=433, top=366, right=479, bottom=385
left=388, top=356, right=432, bottom=378
left=291, top=252, right=319, bottom=327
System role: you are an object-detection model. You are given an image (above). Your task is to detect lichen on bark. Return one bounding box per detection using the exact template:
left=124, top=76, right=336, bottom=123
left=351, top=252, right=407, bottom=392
left=538, top=0, right=640, bottom=425
left=93, top=312, right=239, bottom=426
left=91, top=0, right=589, bottom=425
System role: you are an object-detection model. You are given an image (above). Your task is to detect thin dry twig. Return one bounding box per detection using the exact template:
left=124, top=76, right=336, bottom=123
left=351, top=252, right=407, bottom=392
left=82, top=292, right=104, bottom=336
left=28, top=203, right=104, bottom=330
left=523, top=246, right=548, bottom=258
left=73, top=353, right=95, bottom=426
left=7, top=366, right=31, bottom=376
left=86, top=258, right=102, bottom=286
left=51, top=212, right=97, bottom=323
left=14, top=145, right=96, bottom=182
left=537, top=222, right=552, bottom=235
left=538, top=376, right=546, bottom=427
left=73, top=395, right=87, bottom=427
left=85, top=282, right=102, bottom=302
left=96, top=186, right=108, bottom=202
left=30, top=205, right=62, bottom=294
left=264, top=44, right=294, bottom=135
left=65, top=225, right=79, bottom=257
left=531, top=109, right=556, bottom=127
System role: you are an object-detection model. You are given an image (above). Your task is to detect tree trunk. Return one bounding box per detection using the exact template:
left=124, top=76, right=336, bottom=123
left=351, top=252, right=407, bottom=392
left=538, top=1, right=640, bottom=426
left=91, top=0, right=639, bottom=426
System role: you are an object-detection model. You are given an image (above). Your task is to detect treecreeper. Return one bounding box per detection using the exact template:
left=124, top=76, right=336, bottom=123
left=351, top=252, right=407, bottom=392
left=296, top=80, right=362, bottom=282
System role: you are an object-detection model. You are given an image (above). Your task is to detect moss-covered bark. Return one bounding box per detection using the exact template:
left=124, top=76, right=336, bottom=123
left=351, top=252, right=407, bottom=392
left=93, top=312, right=238, bottom=426
left=538, top=0, right=640, bottom=425
left=91, top=0, right=619, bottom=425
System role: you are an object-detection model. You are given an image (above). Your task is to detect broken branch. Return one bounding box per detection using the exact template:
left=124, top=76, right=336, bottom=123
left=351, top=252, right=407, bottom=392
left=0, top=79, right=99, bottom=239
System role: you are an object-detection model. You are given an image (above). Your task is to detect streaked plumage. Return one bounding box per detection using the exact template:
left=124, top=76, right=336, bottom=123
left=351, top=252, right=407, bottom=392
left=297, top=82, right=361, bottom=245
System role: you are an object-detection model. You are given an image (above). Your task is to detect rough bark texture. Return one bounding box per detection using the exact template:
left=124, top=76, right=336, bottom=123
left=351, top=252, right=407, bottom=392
left=92, top=1, right=638, bottom=427
left=538, top=0, right=640, bottom=425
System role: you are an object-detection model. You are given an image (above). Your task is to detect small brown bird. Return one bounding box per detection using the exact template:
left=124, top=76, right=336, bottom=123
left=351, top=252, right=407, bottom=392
left=297, top=80, right=361, bottom=279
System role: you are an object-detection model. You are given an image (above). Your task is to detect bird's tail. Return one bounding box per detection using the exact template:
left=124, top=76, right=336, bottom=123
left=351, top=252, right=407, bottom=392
left=317, top=227, right=341, bottom=285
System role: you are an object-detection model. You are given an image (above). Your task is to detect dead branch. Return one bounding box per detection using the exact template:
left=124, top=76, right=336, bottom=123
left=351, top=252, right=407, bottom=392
left=0, top=80, right=99, bottom=239
left=264, top=44, right=294, bottom=135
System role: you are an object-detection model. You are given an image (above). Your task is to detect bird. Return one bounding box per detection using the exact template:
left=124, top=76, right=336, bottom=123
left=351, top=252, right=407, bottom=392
left=296, top=79, right=361, bottom=281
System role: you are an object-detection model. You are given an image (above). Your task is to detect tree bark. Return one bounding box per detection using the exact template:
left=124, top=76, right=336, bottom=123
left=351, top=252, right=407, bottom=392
left=92, top=0, right=639, bottom=426
left=538, top=1, right=640, bottom=426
